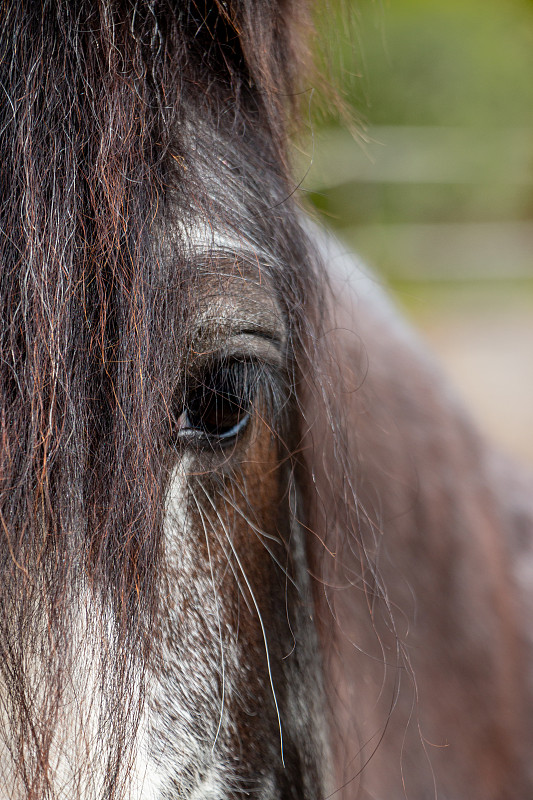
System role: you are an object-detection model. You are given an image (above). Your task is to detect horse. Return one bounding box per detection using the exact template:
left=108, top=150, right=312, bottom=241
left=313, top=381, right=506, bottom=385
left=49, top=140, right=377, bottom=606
left=1, top=1, right=533, bottom=798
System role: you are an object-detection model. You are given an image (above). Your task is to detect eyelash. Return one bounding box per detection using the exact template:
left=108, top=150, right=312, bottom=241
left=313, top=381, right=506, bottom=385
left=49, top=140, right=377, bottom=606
left=174, top=359, right=266, bottom=447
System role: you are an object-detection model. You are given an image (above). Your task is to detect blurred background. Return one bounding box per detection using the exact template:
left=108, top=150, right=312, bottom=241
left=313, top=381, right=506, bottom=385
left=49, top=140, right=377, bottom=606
left=296, top=0, right=533, bottom=465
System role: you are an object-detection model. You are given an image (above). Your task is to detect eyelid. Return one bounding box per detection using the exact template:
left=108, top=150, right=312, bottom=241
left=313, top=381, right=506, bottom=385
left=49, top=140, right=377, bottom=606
left=194, top=333, right=284, bottom=369
left=175, top=409, right=251, bottom=440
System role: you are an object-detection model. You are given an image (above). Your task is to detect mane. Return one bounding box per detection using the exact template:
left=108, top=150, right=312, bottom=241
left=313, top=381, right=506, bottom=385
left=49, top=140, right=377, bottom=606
left=0, top=2, right=352, bottom=796
left=0, top=0, right=310, bottom=595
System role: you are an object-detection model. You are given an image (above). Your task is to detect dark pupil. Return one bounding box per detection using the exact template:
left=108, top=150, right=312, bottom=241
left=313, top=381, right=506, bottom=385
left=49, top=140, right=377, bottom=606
left=187, top=361, right=252, bottom=436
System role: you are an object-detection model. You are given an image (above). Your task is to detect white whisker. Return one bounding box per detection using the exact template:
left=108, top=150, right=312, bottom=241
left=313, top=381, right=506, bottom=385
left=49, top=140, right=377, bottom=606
left=196, top=481, right=286, bottom=768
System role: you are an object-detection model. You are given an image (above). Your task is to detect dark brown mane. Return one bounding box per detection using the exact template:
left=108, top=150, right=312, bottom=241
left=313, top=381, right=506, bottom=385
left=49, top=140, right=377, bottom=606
left=0, top=0, right=309, bottom=601
left=0, top=2, right=329, bottom=796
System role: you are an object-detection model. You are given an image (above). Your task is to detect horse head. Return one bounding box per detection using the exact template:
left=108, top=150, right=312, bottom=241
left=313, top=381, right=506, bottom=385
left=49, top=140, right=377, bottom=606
left=1, top=2, right=532, bottom=799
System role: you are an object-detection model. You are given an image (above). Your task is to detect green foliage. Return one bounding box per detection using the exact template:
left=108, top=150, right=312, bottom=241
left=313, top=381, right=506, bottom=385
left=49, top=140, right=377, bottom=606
left=316, top=0, right=533, bottom=128
left=305, top=0, right=533, bottom=282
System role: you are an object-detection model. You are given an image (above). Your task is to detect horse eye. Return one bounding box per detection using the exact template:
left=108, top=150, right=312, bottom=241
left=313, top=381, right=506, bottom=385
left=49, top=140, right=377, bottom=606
left=176, top=360, right=257, bottom=444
